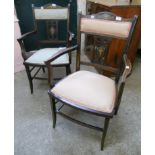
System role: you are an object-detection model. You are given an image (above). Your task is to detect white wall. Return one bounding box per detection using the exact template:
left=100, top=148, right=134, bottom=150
left=14, top=15, right=24, bottom=73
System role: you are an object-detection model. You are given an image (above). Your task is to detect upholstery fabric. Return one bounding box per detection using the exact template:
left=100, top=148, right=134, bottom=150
left=34, top=8, right=68, bottom=20
left=80, top=18, right=131, bottom=38
left=25, top=48, right=69, bottom=65
left=25, top=50, right=36, bottom=59
left=51, top=70, right=116, bottom=113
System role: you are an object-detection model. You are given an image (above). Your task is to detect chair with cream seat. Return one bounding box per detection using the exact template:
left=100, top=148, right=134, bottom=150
left=17, top=3, right=74, bottom=94
left=45, top=12, right=138, bottom=150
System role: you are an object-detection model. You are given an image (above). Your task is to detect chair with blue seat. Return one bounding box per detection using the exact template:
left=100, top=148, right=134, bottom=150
left=17, top=3, right=74, bottom=94
left=45, top=12, right=138, bottom=150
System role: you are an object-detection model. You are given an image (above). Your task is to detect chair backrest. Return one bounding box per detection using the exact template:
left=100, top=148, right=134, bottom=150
left=32, top=3, right=70, bottom=48
left=76, top=12, right=138, bottom=77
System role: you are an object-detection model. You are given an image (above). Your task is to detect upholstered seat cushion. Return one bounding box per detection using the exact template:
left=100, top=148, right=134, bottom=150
left=25, top=48, right=69, bottom=65
left=51, top=70, right=116, bottom=113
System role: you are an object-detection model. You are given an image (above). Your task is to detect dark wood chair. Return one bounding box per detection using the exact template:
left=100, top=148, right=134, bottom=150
left=17, top=3, right=74, bottom=94
left=45, top=12, right=138, bottom=150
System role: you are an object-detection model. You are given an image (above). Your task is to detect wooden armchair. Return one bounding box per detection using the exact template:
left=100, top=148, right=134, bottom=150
left=45, top=12, right=138, bottom=150
left=17, top=3, right=74, bottom=94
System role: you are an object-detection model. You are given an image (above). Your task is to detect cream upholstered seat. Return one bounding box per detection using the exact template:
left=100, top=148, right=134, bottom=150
left=51, top=70, right=116, bottom=113
left=25, top=48, right=69, bottom=65
left=46, top=12, right=138, bottom=150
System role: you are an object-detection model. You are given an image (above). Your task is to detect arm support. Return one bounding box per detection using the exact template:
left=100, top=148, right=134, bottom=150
left=121, top=54, right=132, bottom=83
left=114, top=54, right=132, bottom=113
left=17, top=30, right=37, bottom=41
left=45, top=45, right=78, bottom=88
left=17, top=30, right=37, bottom=60
left=44, top=45, right=78, bottom=65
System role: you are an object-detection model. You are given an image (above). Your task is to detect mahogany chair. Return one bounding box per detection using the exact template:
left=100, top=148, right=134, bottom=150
left=17, top=3, right=74, bottom=94
left=45, top=12, right=138, bottom=150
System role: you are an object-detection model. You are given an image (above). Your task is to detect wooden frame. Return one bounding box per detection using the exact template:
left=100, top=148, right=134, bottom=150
left=17, top=2, right=74, bottom=94
left=86, top=0, right=141, bottom=69
left=45, top=12, right=137, bottom=150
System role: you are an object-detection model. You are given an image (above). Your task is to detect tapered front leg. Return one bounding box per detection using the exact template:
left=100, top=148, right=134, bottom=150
left=101, top=118, right=110, bottom=150
left=25, top=65, right=33, bottom=94
left=49, top=95, right=57, bottom=128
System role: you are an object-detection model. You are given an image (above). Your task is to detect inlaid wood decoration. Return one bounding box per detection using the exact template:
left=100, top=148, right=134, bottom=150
left=15, top=0, right=77, bottom=51
left=47, top=21, right=58, bottom=40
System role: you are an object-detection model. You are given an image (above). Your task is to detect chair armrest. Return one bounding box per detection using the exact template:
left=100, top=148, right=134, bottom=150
left=17, top=30, right=37, bottom=41
left=121, top=55, right=132, bottom=82
left=119, top=54, right=132, bottom=83
left=114, top=55, right=132, bottom=111
left=116, top=55, right=132, bottom=94
left=44, top=45, right=78, bottom=65
left=17, top=30, right=37, bottom=60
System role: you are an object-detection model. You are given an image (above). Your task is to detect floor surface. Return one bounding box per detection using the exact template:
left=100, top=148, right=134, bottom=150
left=14, top=55, right=141, bottom=155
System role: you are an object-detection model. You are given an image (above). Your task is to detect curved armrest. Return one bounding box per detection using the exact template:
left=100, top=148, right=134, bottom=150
left=45, top=45, right=78, bottom=65
left=114, top=55, right=132, bottom=111
left=17, top=30, right=37, bottom=60
left=116, top=55, right=132, bottom=92
left=121, top=55, right=132, bottom=82
left=17, top=30, right=37, bottom=41
left=117, top=54, right=132, bottom=86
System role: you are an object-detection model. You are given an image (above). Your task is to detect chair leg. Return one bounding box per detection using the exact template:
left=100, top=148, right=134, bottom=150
left=66, top=65, right=71, bottom=75
left=25, top=65, right=33, bottom=94
left=42, top=67, right=45, bottom=73
left=49, top=96, right=57, bottom=128
left=114, top=108, right=119, bottom=115
left=101, top=118, right=110, bottom=150
left=114, top=84, right=125, bottom=115
left=114, top=100, right=122, bottom=115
